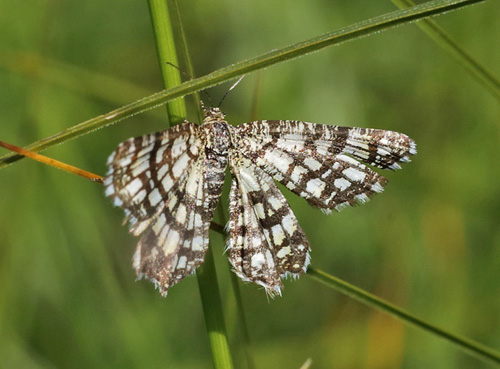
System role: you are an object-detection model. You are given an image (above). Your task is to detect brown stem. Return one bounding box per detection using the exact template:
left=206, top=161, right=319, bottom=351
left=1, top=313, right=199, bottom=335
left=0, top=140, right=103, bottom=183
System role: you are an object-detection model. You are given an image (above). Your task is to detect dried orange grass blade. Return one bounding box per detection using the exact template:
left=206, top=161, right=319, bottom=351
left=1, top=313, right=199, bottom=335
left=0, top=140, right=103, bottom=183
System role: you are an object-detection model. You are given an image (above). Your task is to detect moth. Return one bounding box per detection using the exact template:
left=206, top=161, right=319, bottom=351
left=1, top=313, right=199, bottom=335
left=104, top=106, right=416, bottom=296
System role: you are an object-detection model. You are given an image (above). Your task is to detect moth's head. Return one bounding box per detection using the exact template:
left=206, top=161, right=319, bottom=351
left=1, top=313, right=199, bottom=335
left=202, top=105, right=226, bottom=123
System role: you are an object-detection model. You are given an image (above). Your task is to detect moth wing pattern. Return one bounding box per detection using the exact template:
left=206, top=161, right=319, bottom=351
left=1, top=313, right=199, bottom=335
left=104, top=122, right=201, bottom=235
left=133, top=152, right=211, bottom=296
left=105, top=106, right=416, bottom=297
left=234, top=120, right=416, bottom=212
left=236, top=121, right=416, bottom=169
left=105, top=122, right=212, bottom=296
left=227, top=151, right=310, bottom=296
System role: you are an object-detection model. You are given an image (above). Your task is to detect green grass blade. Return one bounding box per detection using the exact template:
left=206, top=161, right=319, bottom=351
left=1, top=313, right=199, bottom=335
left=391, top=0, right=500, bottom=101
left=215, top=201, right=256, bottom=369
left=170, top=0, right=204, bottom=124
left=148, top=2, right=234, bottom=368
left=147, top=0, right=186, bottom=125
left=307, top=267, right=500, bottom=367
left=228, top=271, right=256, bottom=369
left=196, top=246, right=235, bottom=369
left=0, top=0, right=488, bottom=170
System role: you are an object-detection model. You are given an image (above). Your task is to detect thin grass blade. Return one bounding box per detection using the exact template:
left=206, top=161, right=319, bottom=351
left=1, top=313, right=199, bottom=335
left=148, top=1, right=234, bottom=368
left=0, top=0, right=487, bottom=170
left=307, top=267, right=500, bottom=366
left=391, top=0, right=500, bottom=101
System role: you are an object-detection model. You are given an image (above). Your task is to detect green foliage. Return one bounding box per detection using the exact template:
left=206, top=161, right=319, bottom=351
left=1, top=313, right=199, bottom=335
left=0, top=0, right=499, bottom=368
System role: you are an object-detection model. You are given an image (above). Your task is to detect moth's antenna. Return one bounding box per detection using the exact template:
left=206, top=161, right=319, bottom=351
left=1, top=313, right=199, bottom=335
left=165, top=62, right=213, bottom=106
left=166, top=61, right=191, bottom=80
left=204, top=91, right=214, bottom=107
left=218, top=75, right=245, bottom=108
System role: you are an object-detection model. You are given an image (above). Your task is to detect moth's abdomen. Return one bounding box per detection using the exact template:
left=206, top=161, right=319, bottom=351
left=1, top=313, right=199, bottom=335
left=201, top=120, right=232, bottom=221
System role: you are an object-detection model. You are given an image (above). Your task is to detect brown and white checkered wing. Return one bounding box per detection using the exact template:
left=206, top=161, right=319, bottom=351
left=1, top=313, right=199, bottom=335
left=104, top=122, right=211, bottom=296
left=227, top=152, right=310, bottom=296
left=236, top=121, right=416, bottom=169
left=234, top=121, right=416, bottom=212
left=132, top=152, right=211, bottom=296
left=104, top=122, right=201, bottom=235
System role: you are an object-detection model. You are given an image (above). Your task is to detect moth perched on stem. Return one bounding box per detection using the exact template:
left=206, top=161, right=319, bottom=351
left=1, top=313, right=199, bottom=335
left=104, top=106, right=416, bottom=297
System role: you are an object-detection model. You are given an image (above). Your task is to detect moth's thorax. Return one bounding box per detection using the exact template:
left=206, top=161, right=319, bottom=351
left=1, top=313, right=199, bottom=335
left=202, top=107, right=232, bottom=156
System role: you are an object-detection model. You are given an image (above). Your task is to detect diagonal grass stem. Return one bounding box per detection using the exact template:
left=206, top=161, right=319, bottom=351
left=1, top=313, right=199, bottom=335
left=0, top=0, right=487, bottom=169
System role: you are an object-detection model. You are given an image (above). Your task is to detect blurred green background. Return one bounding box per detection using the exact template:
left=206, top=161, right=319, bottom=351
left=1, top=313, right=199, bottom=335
left=1, top=0, right=499, bottom=368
